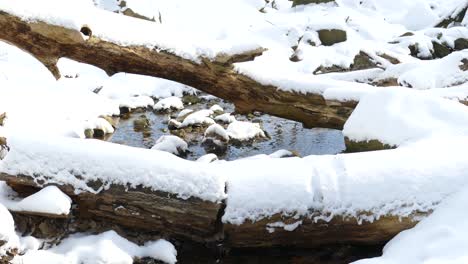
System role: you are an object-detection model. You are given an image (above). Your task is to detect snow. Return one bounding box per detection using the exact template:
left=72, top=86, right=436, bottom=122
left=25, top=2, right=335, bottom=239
left=343, top=88, right=468, bottom=146
left=153, top=96, right=184, bottom=111
left=0, top=135, right=226, bottom=202
left=226, top=121, right=266, bottom=141
left=151, top=135, right=188, bottom=156
left=222, top=134, right=468, bottom=224
left=176, top=109, right=194, bottom=119
left=204, top=124, right=229, bottom=142
left=13, top=231, right=177, bottom=264
left=0, top=203, right=19, bottom=257
left=209, top=104, right=224, bottom=113
left=269, top=149, right=294, bottom=158
left=0, top=183, right=71, bottom=215
left=214, top=113, right=236, bottom=124
left=181, top=109, right=215, bottom=127
left=196, top=153, right=218, bottom=163
left=353, top=187, right=468, bottom=264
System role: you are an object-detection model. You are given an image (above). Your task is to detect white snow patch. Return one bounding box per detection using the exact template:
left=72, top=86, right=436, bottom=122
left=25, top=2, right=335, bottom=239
left=151, top=135, right=188, bottom=156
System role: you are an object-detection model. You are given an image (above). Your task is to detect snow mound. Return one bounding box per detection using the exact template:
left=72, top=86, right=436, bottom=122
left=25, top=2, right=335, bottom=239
left=151, top=135, right=188, bottom=156
left=153, top=96, right=184, bottom=111
left=196, top=153, right=218, bottom=163
left=13, top=230, right=177, bottom=264
left=214, top=113, right=236, bottom=124
left=181, top=110, right=214, bottom=127
left=343, top=88, right=468, bottom=146
left=204, top=124, right=229, bottom=142
left=17, top=186, right=71, bottom=215
left=226, top=121, right=266, bottom=141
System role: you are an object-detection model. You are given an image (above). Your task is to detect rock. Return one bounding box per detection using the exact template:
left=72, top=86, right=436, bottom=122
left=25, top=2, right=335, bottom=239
left=151, top=135, right=188, bottom=156
left=214, top=113, right=236, bottom=124
left=318, top=29, right=347, bottom=46
left=168, top=119, right=182, bottom=130
left=460, top=59, right=468, bottom=71
left=84, top=128, right=94, bottom=139
left=201, top=138, right=228, bottom=155
left=0, top=137, right=8, bottom=160
left=292, top=0, right=335, bottom=7
left=432, top=41, right=452, bottom=59
left=182, top=95, right=201, bottom=105
left=314, top=51, right=378, bottom=74
left=153, top=96, right=184, bottom=112
left=122, top=8, right=155, bottom=22
left=93, top=129, right=105, bottom=138
left=454, top=38, right=468, bottom=51
left=204, top=124, right=229, bottom=143
left=133, top=115, right=150, bottom=131
left=344, top=137, right=396, bottom=153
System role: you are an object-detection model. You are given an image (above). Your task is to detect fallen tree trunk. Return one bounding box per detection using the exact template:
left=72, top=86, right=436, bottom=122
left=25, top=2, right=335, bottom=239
left=0, top=172, right=423, bottom=252
left=0, top=11, right=355, bottom=129
left=1, top=173, right=223, bottom=244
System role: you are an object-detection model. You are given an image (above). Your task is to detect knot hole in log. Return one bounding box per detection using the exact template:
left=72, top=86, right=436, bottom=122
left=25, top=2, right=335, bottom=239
left=80, top=25, right=92, bottom=38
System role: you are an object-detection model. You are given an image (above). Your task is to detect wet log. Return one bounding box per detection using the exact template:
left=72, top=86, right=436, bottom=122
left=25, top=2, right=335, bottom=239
left=224, top=213, right=420, bottom=249
left=0, top=10, right=355, bottom=129
left=0, top=173, right=223, bottom=244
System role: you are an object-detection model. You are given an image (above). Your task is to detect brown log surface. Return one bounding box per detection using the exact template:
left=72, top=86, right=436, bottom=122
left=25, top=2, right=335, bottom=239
left=0, top=11, right=356, bottom=129
left=0, top=172, right=423, bottom=251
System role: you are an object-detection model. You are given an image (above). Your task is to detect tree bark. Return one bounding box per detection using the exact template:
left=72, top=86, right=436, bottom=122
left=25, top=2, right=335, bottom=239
left=0, top=172, right=424, bottom=251
left=0, top=11, right=355, bottom=129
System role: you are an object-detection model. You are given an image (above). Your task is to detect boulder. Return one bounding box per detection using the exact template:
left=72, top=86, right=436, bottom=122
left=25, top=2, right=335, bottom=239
left=292, top=0, right=335, bottom=7
left=454, top=38, right=468, bottom=51
left=318, top=29, right=347, bottom=46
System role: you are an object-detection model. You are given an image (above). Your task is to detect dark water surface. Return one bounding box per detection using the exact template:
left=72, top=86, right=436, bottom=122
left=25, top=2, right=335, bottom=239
left=109, top=96, right=345, bottom=160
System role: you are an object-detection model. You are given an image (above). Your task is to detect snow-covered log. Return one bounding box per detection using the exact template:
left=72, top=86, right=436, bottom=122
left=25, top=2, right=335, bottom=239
left=0, top=11, right=355, bottom=129
left=0, top=174, right=223, bottom=244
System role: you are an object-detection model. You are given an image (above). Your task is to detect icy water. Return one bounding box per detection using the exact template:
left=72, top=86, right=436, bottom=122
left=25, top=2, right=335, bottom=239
left=109, top=96, right=345, bottom=160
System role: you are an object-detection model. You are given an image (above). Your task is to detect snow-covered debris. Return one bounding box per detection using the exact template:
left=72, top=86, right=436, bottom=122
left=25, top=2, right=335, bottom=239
left=181, top=109, right=215, bottom=127
left=0, top=135, right=226, bottom=202
left=209, top=104, right=223, bottom=113
left=196, top=153, right=218, bottom=163
left=13, top=230, right=177, bottom=264
left=214, top=113, right=236, bottom=124
left=204, top=124, right=229, bottom=142
left=353, top=186, right=468, bottom=264
left=343, top=88, right=468, bottom=147
left=151, top=135, right=188, bottom=156
left=0, top=184, right=71, bottom=215
left=226, top=121, right=266, bottom=141
left=153, top=96, right=184, bottom=112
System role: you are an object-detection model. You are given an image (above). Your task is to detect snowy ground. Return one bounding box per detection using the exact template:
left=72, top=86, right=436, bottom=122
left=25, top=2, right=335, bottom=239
left=0, top=0, right=467, bottom=263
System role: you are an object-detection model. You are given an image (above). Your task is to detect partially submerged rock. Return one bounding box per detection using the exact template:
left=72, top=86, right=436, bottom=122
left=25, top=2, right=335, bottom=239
left=133, top=114, right=150, bottom=131
left=0, top=113, right=5, bottom=126
left=153, top=96, right=184, bottom=112
left=151, top=135, right=188, bottom=156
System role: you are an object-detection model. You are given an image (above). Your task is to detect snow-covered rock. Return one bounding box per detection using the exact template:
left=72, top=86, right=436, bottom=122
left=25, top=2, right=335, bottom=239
left=226, top=121, right=266, bottom=141
left=153, top=96, right=184, bottom=112
left=204, top=124, right=229, bottom=142
left=151, top=135, right=188, bottom=156
left=181, top=110, right=215, bottom=127
left=214, top=113, right=236, bottom=124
